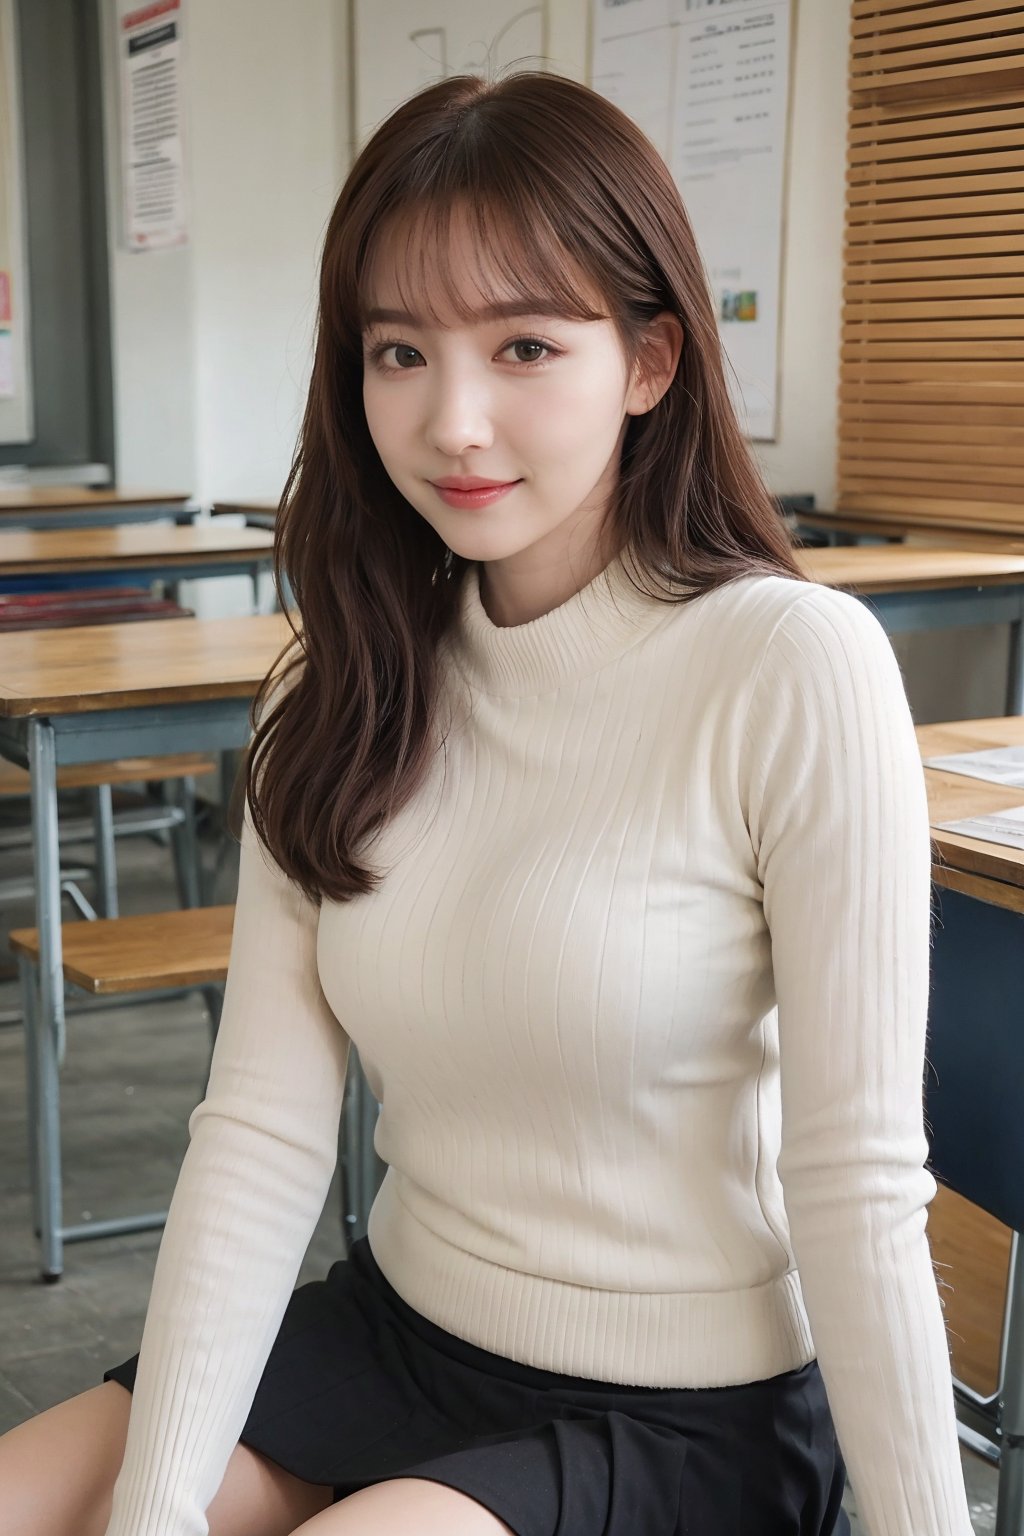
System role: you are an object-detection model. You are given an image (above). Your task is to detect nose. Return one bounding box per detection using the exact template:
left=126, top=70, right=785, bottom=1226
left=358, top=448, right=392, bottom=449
left=423, top=366, right=495, bottom=457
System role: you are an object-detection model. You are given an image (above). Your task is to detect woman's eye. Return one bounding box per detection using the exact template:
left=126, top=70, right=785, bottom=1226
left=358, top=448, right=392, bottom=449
left=505, top=337, right=550, bottom=365
left=384, top=343, right=423, bottom=370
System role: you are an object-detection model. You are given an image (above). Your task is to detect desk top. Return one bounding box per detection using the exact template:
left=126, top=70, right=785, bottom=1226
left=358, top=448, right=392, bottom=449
left=0, top=487, right=192, bottom=515
left=0, top=611, right=294, bottom=718
left=797, top=544, right=1024, bottom=593
left=919, top=717, right=1024, bottom=911
left=0, top=523, right=274, bottom=575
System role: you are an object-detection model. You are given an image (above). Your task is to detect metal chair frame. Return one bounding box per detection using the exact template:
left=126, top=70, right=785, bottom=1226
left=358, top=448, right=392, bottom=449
left=11, top=770, right=214, bottom=1279
left=18, top=956, right=223, bottom=1280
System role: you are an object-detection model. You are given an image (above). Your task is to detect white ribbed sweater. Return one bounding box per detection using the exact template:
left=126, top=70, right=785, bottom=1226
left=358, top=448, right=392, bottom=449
left=104, top=552, right=972, bottom=1536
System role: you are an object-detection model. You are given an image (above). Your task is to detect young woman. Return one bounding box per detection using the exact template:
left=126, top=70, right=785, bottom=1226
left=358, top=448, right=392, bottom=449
left=1, top=70, right=972, bottom=1536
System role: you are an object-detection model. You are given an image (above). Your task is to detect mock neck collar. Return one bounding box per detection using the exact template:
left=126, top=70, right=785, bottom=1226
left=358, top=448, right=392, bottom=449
left=447, top=547, right=678, bottom=697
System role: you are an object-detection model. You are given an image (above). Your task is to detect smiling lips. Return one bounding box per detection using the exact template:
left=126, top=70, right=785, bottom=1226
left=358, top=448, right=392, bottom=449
left=430, top=477, right=522, bottom=508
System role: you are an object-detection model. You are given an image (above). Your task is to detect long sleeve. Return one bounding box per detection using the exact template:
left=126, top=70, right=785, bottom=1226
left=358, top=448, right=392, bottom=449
left=742, top=585, right=972, bottom=1536
left=103, top=807, right=351, bottom=1536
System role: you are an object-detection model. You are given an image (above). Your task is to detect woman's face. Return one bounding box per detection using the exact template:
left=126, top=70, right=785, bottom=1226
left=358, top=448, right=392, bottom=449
left=360, top=209, right=663, bottom=584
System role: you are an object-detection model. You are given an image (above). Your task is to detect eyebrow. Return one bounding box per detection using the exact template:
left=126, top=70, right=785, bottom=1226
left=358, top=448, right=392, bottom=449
left=362, top=300, right=561, bottom=329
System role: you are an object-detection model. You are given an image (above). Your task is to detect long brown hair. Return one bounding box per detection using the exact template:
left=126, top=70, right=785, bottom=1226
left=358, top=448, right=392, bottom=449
left=247, top=69, right=805, bottom=904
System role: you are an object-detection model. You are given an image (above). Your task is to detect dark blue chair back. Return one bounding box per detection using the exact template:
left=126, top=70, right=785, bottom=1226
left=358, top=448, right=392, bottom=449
left=926, top=885, right=1024, bottom=1235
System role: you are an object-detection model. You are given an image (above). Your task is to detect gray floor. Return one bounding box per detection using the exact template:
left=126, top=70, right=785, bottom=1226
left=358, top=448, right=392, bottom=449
left=0, top=790, right=1001, bottom=1530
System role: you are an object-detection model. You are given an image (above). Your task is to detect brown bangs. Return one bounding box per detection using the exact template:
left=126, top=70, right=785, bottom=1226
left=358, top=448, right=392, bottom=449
left=355, top=194, right=612, bottom=336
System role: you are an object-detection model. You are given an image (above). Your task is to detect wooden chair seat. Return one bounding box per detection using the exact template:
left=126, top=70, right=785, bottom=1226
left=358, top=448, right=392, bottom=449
left=0, top=753, right=217, bottom=797
left=9, top=905, right=235, bottom=995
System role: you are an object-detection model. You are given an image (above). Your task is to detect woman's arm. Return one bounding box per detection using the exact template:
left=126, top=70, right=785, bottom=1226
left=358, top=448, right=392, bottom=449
left=103, top=804, right=351, bottom=1536
left=743, top=585, right=973, bottom=1536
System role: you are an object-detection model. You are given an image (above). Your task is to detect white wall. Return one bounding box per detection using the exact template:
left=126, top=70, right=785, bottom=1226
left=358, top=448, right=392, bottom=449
left=186, top=0, right=345, bottom=503
left=96, top=0, right=1004, bottom=716
left=99, top=0, right=349, bottom=613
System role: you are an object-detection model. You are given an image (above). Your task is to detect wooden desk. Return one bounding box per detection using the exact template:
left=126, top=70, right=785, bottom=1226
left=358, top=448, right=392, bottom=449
left=0, top=611, right=291, bottom=719
left=797, top=544, right=1024, bottom=595
left=0, top=488, right=195, bottom=531
left=795, top=545, right=1024, bottom=714
left=0, top=612, right=293, bottom=1275
left=920, top=717, right=1024, bottom=903
left=0, top=523, right=275, bottom=593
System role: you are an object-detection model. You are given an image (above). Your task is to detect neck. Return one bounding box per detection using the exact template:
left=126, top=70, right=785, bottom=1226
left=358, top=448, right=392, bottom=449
left=449, top=543, right=678, bottom=698
left=477, top=520, right=623, bottom=629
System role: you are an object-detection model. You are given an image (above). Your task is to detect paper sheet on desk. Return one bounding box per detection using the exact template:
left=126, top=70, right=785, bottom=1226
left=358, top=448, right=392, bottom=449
left=922, top=745, right=1024, bottom=786
left=934, top=805, right=1024, bottom=851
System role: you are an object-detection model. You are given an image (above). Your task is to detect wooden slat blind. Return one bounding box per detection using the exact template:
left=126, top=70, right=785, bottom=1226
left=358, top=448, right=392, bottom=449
left=838, top=2, right=1024, bottom=533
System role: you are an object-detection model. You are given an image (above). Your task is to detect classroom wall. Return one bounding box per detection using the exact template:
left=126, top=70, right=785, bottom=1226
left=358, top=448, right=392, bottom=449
left=98, top=0, right=349, bottom=613
left=186, top=0, right=347, bottom=504
left=94, top=0, right=1005, bottom=714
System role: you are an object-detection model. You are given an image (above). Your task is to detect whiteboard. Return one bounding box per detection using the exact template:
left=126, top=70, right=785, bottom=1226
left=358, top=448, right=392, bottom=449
left=591, top=0, right=794, bottom=442
left=354, top=1, right=547, bottom=153
left=0, top=0, right=33, bottom=444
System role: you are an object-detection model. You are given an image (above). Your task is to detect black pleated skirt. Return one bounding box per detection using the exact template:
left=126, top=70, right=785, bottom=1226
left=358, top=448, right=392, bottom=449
left=104, top=1235, right=850, bottom=1536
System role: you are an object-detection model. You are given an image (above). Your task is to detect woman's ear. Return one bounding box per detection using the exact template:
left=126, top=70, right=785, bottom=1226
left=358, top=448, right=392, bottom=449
left=626, top=311, right=684, bottom=416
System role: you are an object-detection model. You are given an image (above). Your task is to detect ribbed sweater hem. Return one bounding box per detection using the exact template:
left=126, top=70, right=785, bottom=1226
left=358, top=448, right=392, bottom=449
left=367, top=1182, right=817, bottom=1389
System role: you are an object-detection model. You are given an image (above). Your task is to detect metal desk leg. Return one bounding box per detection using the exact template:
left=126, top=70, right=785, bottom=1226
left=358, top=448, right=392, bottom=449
left=18, top=954, right=42, bottom=1240
left=92, top=784, right=119, bottom=917
left=29, top=718, right=67, bottom=1280
left=996, top=1232, right=1024, bottom=1536
left=168, top=775, right=202, bottom=907
left=1008, top=621, right=1024, bottom=716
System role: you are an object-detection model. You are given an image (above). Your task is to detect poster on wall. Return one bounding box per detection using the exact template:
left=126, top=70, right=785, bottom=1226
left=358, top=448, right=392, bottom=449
left=591, top=0, right=793, bottom=442
left=117, top=0, right=189, bottom=251
left=354, top=0, right=545, bottom=151
left=0, top=0, right=32, bottom=439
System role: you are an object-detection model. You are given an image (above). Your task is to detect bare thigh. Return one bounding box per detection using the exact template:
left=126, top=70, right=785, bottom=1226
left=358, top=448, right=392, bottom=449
left=289, top=1477, right=516, bottom=1535
left=0, top=1380, right=333, bottom=1536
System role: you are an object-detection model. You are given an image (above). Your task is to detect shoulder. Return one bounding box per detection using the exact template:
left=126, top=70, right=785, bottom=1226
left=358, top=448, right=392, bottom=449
left=736, top=578, right=914, bottom=778
left=660, top=574, right=911, bottom=760
left=699, top=571, right=886, bottom=645
left=656, top=572, right=893, bottom=690
left=748, top=578, right=902, bottom=704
